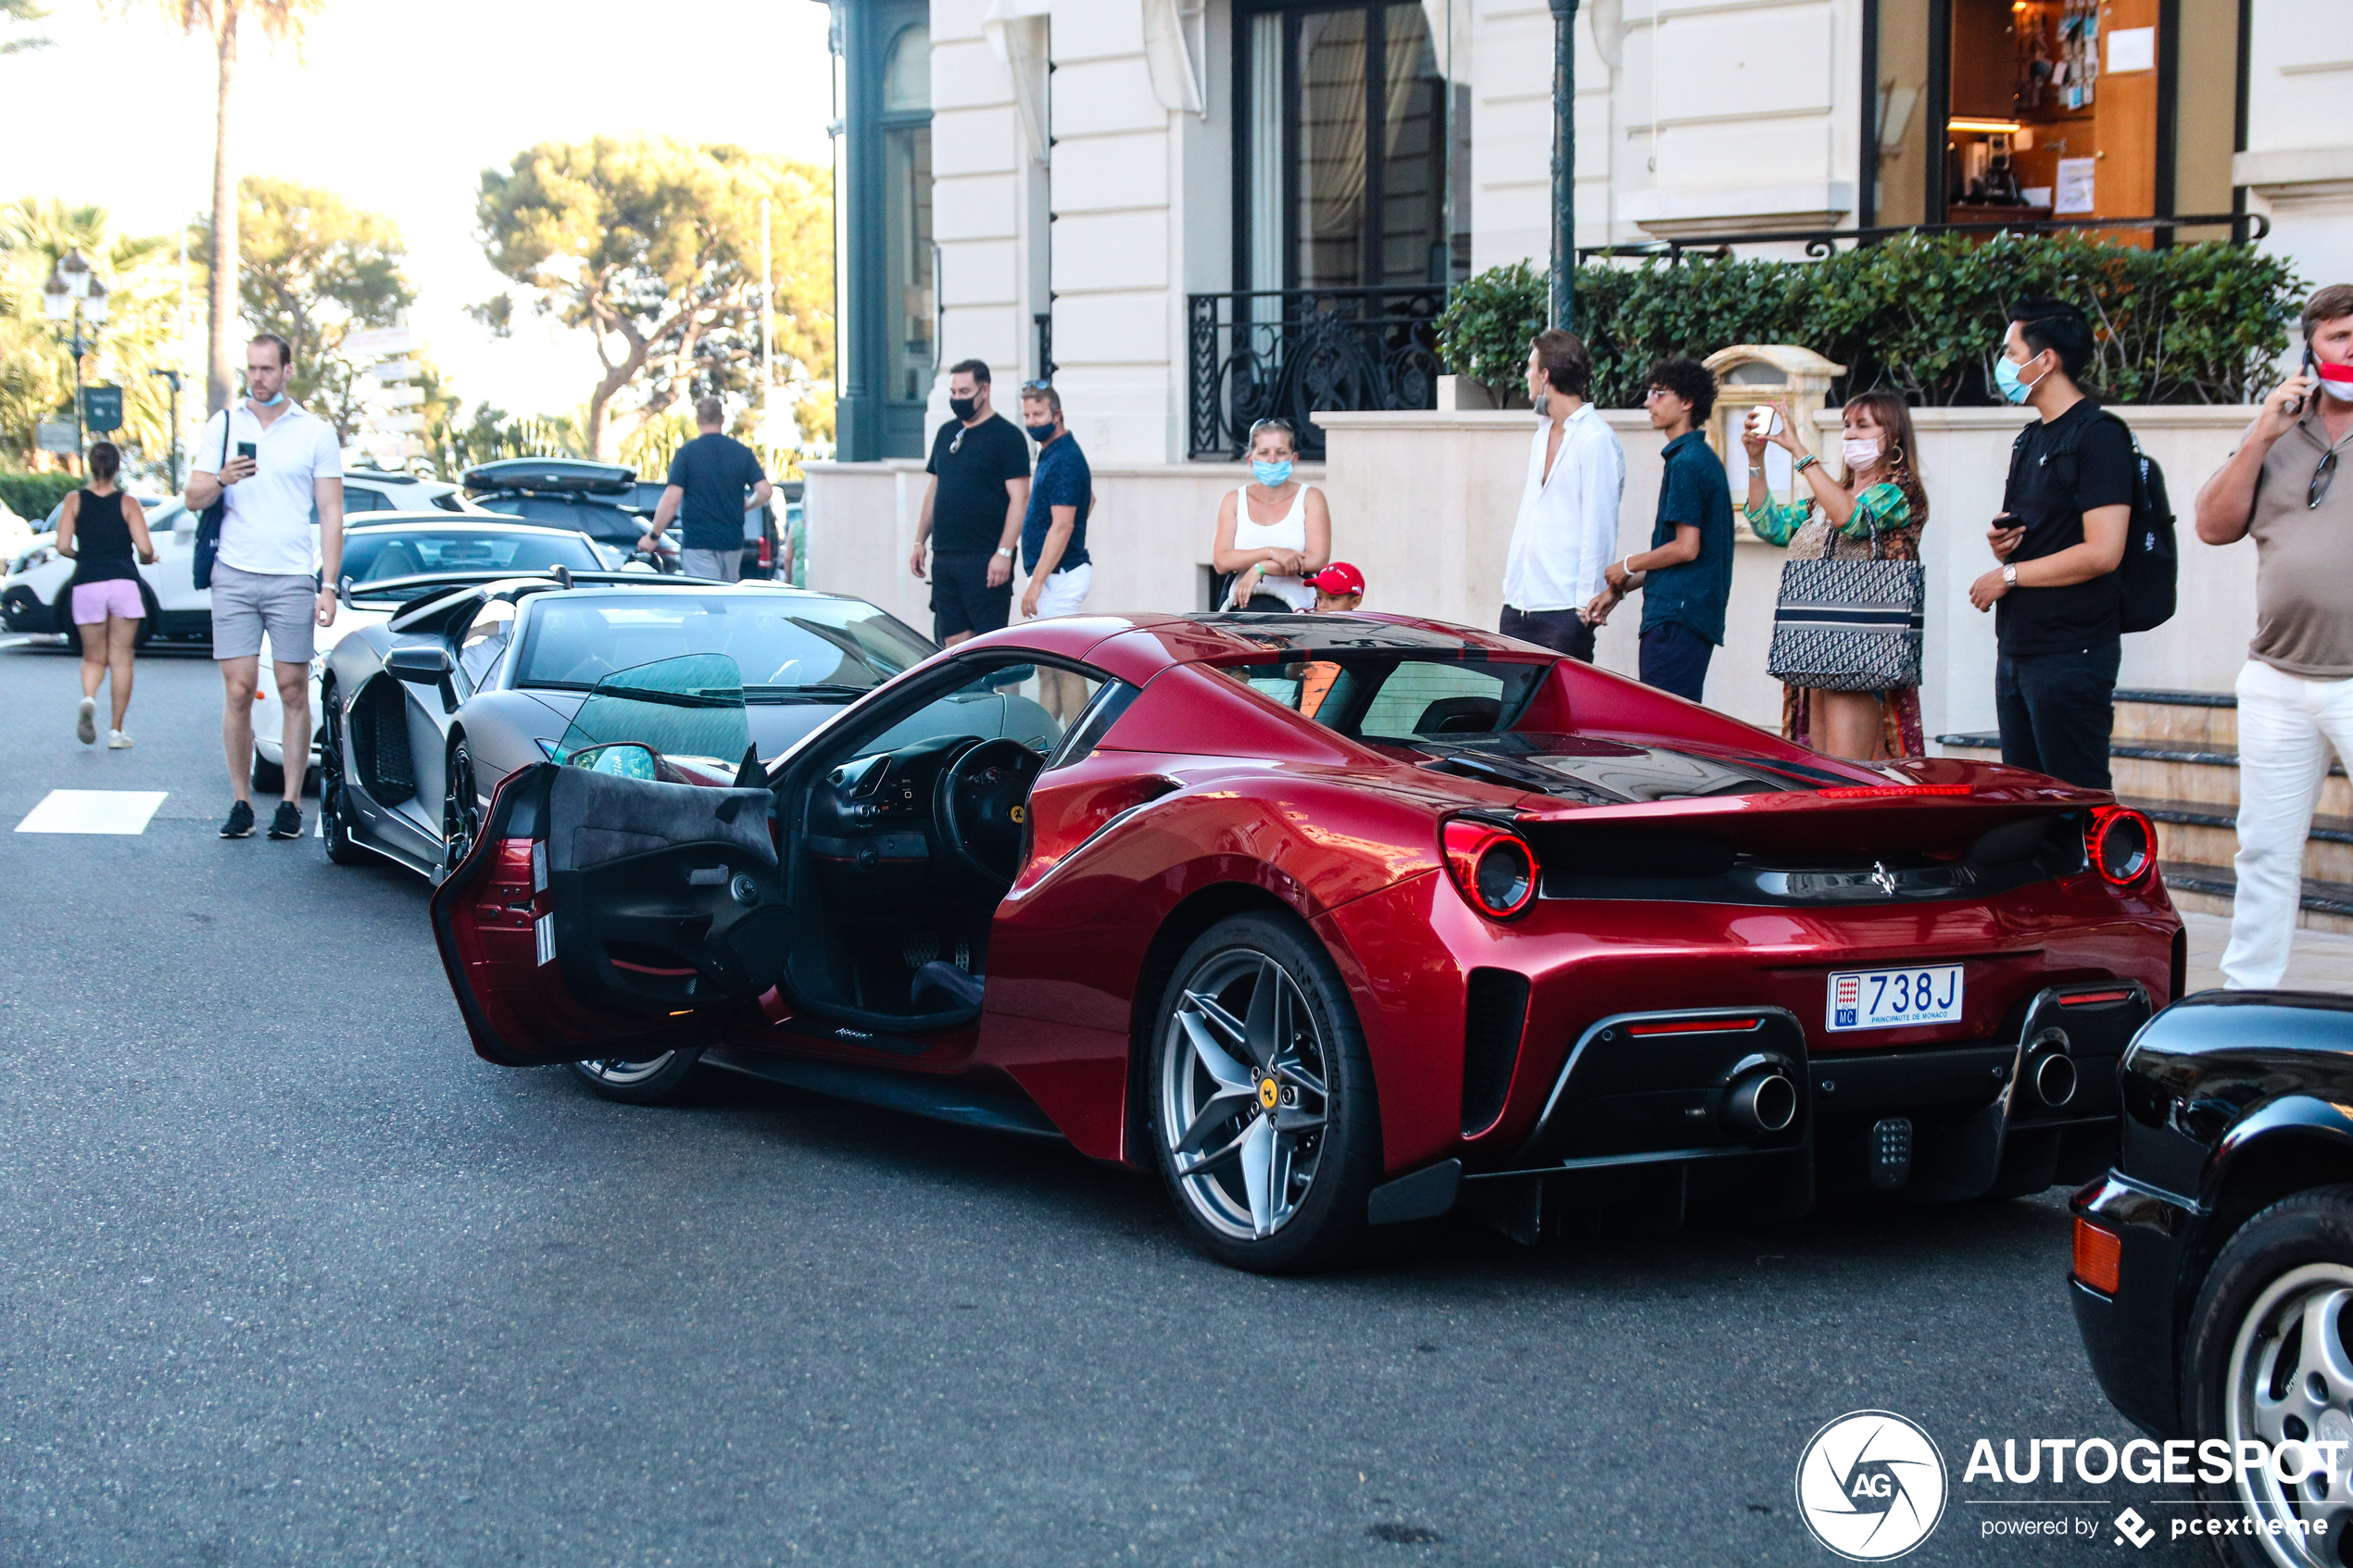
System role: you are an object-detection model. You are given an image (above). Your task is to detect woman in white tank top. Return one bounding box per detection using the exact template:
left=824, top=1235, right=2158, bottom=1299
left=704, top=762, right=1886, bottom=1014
left=1213, top=418, right=1331, bottom=610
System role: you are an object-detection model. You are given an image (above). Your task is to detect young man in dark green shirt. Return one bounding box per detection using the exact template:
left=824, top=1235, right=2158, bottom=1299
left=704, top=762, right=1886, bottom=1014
left=1587, top=358, right=1733, bottom=703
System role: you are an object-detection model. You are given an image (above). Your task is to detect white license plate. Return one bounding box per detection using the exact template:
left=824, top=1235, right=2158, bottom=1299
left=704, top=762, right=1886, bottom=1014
left=1827, top=965, right=1965, bottom=1032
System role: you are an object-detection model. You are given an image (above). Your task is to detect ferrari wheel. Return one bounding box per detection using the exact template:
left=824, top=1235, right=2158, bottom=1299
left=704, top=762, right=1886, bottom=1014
left=441, top=739, right=481, bottom=876
left=568, top=1050, right=703, bottom=1106
left=1149, top=913, right=1381, bottom=1273
left=318, top=689, right=370, bottom=866
left=2185, top=1184, right=2353, bottom=1565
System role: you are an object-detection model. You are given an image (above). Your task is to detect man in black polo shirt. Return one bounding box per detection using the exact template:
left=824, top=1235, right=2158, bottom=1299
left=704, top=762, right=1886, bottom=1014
left=1967, top=297, right=2135, bottom=789
left=644, top=395, right=772, bottom=581
left=909, top=359, right=1031, bottom=645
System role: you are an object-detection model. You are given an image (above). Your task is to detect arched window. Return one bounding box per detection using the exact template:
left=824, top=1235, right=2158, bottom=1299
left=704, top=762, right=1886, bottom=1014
left=883, top=23, right=931, bottom=114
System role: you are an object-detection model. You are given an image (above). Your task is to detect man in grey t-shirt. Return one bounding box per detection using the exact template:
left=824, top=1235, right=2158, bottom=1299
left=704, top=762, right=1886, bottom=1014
left=2194, top=283, right=2353, bottom=988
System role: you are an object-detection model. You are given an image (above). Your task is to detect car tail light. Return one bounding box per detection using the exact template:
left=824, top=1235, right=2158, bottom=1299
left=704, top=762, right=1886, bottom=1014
left=758, top=533, right=773, bottom=568
left=1817, top=784, right=1972, bottom=799
left=2072, top=1217, right=2121, bottom=1294
left=1442, top=819, right=1538, bottom=920
left=2087, top=806, right=2155, bottom=886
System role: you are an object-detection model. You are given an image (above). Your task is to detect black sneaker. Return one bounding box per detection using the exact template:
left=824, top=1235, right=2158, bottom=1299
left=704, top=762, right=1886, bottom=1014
left=268, top=801, right=303, bottom=840
left=220, top=800, right=256, bottom=839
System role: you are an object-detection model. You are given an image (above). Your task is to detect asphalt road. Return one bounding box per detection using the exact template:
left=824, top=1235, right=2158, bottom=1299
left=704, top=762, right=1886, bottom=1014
left=0, top=638, right=2217, bottom=1568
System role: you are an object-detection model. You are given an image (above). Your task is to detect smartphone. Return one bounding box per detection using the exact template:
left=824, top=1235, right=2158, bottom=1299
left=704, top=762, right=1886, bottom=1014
left=2286, top=346, right=2316, bottom=418
left=1745, top=406, right=1782, bottom=439
left=236, top=441, right=258, bottom=463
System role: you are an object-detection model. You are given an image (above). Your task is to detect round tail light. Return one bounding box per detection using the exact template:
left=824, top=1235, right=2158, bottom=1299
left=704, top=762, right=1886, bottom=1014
left=1442, top=819, right=1539, bottom=919
left=2089, top=808, right=2155, bottom=886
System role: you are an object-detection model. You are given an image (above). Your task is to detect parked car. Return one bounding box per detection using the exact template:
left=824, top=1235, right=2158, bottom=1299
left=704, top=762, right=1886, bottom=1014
left=2071, top=990, right=2353, bottom=1559
left=427, top=610, right=2183, bottom=1273
left=3, top=473, right=484, bottom=651
left=463, top=458, right=677, bottom=573
left=248, top=517, right=612, bottom=793
left=316, top=576, right=937, bottom=879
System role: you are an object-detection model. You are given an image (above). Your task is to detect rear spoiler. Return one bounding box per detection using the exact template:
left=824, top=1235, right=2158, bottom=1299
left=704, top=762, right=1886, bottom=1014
left=1510, top=782, right=2110, bottom=862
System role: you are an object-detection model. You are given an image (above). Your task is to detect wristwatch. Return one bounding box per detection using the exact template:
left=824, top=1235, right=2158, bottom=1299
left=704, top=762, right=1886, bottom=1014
left=996, top=546, right=1016, bottom=559
left=2002, top=564, right=2019, bottom=587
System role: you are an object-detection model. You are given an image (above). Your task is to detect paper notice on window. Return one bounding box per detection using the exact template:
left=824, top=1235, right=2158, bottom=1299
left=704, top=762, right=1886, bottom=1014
left=2054, top=157, right=2097, bottom=216
left=2107, top=25, right=2155, bottom=73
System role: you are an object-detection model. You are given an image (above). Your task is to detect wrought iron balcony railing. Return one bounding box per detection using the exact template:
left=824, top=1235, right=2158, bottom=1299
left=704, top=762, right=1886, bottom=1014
left=1186, top=285, right=1447, bottom=461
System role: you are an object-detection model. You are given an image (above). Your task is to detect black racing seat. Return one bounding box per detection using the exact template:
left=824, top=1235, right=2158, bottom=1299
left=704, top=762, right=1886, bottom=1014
left=1416, top=696, right=1503, bottom=734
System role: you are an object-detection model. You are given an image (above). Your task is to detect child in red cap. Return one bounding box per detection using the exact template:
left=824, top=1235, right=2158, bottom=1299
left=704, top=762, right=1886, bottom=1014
left=1304, top=561, right=1364, bottom=611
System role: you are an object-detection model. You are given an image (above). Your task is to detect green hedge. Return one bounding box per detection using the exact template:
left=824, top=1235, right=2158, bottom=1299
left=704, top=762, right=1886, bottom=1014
left=1436, top=235, right=2305, bottom=408
left=0, top=471, right=81, bottom=524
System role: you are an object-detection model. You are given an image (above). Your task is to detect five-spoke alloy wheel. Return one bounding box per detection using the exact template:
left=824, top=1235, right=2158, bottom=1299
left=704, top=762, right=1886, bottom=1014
left=2188, top=1185, right=2353, bottom=1566
left=1150, top=913, right=1379, bottom=1273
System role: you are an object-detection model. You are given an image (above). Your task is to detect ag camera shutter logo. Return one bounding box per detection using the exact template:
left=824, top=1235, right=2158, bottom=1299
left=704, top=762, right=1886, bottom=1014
left=1794, top=1410, right=1948, bottom=1561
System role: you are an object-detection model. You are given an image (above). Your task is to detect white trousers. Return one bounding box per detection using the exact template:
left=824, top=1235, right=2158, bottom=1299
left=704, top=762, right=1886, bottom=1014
left=1031, top=560, right=1092, bottom=618
left=2221, top=659, right=2353, bottom=989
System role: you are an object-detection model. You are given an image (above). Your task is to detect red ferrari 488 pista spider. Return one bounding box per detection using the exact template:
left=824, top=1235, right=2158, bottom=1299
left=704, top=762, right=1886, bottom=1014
left=429, top=611, right=2181, bottom=1272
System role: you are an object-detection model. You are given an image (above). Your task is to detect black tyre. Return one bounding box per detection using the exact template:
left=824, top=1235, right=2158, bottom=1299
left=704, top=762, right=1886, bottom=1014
left=251, top=750, right=285, bottom=795
left=2184, top=1183, right=2353, bottom=1566
left=441, top=738, right=481, bottom=876
left=318, top=687, right=370, bottom=866
left=568, top=1050, right=704, bottom=1105
left=1146, top=912, right=1383, bottom=1273
left=52, top=596, right=82, bottom=656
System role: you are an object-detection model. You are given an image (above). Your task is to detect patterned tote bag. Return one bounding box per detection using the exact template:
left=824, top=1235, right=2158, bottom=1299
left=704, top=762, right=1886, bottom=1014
left=1764, top=521, right=1925, bottom=695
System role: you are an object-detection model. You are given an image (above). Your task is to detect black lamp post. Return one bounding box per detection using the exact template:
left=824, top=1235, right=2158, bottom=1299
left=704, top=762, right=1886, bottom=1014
left=42, top=249, right=108, bottom=470
left=1549, top=0, right=1582, bottom=332
left=149, top=368, right=183, bottom=490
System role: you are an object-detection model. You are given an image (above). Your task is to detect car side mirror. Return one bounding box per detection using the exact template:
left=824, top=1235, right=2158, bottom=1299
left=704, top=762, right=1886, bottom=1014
left=386, top=645, right=454, bottom=684
left=565, top=742, right=660, bottom=780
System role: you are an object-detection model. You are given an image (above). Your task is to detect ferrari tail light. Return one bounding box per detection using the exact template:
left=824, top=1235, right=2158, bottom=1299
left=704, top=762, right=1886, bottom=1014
left=2072, top=1217, right=2121, bottom=1294
left=758, top=533, right=774, bottom=568
left=1442, top=818, right=1539, bottom=920
left=2087, top=806, right=2156, bottom=886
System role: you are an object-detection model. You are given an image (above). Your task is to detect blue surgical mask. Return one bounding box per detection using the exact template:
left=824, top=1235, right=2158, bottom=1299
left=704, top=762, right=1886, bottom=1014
left=1252, top=458, right=1293, bottom=486
left=252, top=390, right=285, bottom=408
left=1993, top=354, right=2045, bottom=406
left=1026, top=421, right=1056, bottom=443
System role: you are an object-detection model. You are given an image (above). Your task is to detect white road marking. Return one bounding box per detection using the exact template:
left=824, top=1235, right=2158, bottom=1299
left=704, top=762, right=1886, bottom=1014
left=16, top=790, right=170, bottom=835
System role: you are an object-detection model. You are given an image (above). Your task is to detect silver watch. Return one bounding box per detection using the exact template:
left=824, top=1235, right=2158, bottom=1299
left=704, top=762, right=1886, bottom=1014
left=2002, top=563, right=2018, bottom=586
left=996, top=546, right=1016, bottom=559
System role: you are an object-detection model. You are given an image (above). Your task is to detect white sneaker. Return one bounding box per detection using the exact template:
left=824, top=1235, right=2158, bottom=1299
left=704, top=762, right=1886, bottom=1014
left=76, top=696, right=95, bottom=745
left=107, top=729, right=133, bottom=749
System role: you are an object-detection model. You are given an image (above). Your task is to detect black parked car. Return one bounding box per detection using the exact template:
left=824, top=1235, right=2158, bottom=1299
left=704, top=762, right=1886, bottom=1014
left=464, top=458, right=676, bottom=573
left=2071, top=990, right=2353, bottom=1562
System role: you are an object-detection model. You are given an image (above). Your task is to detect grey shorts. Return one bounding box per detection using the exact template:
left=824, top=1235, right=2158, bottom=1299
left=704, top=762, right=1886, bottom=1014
left=680, top=546, right=742, bottom=583
left=210, top=563, right=317, bottom=663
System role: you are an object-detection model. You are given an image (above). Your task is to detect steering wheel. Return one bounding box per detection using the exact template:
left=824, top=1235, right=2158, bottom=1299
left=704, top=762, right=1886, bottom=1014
left=934, top=737, right=1046, bottom=884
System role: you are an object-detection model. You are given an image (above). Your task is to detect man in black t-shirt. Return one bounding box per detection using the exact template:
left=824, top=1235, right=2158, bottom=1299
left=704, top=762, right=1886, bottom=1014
left=645, top=396, right=773, bottom=581
left=1968, top=298, right=2136, bottom=790
left=910, top=359, right=1031, bottom=645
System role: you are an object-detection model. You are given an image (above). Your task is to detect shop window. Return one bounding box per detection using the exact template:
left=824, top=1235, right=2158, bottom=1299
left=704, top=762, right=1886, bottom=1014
left=880, top=24, right=935, bottom=408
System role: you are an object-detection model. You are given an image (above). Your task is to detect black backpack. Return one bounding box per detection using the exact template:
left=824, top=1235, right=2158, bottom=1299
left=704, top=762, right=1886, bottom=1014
left=2004, top=408, right=2177, bottom=633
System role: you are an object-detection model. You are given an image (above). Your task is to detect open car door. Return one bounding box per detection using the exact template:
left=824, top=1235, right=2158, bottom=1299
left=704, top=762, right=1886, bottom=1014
left=427, top=655, right=788, bottom=1066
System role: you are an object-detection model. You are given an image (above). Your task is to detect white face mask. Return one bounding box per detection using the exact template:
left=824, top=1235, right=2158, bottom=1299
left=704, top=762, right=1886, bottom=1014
left=1842, top=435, right=1883, bottom=470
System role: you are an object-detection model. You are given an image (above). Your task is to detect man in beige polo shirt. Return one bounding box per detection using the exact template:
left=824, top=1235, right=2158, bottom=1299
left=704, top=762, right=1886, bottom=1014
left=2194, top=283, right=2353, bottom=988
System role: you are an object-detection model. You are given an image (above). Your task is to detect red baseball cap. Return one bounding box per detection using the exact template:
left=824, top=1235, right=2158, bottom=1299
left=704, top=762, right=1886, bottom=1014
left=1305, top=561, right=1365, bottom=596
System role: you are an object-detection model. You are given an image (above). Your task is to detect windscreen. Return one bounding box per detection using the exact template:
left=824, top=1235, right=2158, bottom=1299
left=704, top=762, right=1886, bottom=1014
left=343, top=528, right=600, bottom=581
left=1214, top=653, right=1551, bottom=740
left=554, top=654, right=751, bottom=770
left=516, top=593, right=934, bottom=695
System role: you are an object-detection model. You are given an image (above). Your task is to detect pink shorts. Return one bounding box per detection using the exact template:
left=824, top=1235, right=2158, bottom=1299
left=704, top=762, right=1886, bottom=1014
left=70, top=579, right=144, bottom=625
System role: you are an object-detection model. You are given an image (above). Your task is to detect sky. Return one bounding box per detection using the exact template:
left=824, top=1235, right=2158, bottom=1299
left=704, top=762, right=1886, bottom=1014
left=1, top=0, right=837, bottom=422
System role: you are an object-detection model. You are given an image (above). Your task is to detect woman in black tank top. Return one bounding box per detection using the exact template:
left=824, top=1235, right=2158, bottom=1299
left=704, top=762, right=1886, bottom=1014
left=57, top=441, right=158, bottom=747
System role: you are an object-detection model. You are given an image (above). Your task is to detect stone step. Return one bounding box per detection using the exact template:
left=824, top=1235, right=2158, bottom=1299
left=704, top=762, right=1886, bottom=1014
left=2114, top=688, right=2237, bottom=749
left=2160, top=861, right=2353, bottom=936
left=2125, top=798, right=2353, bottom=886
left=1934, top=733, right=2353, bottom=817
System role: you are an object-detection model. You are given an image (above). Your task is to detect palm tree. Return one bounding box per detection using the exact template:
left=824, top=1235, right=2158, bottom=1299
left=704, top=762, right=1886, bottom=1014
left=1, top=0, right=51, bottom=56
left=108, top=1, right=323, bottom=415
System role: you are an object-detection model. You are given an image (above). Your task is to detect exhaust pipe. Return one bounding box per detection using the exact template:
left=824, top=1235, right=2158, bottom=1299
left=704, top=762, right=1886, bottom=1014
left=2031, top=1050, right=2078, bottom=1109
left=1724, top=1069, right=1798, bottom=1135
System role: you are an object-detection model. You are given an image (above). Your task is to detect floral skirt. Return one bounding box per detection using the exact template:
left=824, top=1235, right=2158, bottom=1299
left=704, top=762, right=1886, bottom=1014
left=1783, top=684, right=1925, bottom=760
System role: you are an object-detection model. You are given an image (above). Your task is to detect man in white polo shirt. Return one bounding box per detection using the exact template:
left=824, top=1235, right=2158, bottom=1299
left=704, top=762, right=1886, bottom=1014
left=184, top=333, right=345, bottom=841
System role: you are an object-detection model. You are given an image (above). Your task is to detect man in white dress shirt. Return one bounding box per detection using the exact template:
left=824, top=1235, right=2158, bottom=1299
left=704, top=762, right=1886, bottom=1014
left=1499, top=329, right=1625, bottom=661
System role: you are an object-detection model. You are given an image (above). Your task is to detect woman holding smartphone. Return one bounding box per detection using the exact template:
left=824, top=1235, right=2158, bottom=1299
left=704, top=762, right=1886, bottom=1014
left=56, top=440, right=158, bottom=748
left=1741, top=392, right=1930, bottom=760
